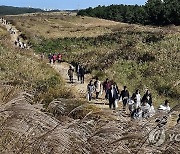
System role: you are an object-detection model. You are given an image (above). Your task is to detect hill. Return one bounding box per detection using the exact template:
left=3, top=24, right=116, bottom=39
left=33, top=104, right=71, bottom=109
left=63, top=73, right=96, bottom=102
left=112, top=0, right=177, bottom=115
left=0, top=25, right=72, bottom=106
left=0, top=13, right=179, bottom=153
left=6, top=12, right=179, bottom=107
left=0, top=5, right=43, bottom=15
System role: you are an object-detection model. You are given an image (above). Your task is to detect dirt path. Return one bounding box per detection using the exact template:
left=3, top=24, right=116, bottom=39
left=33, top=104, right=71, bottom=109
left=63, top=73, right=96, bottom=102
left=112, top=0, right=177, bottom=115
left=1, top=17, right=179, bottom=129
left=0, top=20, right=19, bottom=44
left=52, top=62, right=110, bottom=109
left=0, top=18, right=110, bottom=109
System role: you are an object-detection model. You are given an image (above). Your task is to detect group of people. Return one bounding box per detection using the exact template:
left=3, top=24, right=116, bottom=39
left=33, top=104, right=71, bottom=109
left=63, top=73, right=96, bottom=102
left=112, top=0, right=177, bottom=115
left=9, top=27, right=16, bottom=34
left=87, top=77, right=102, bottom=101
left=67, top=64, right=85, bottom=84
left=75, top=63, right=85, bottom=84
left=48, top=53, right=62, bottom=64
left=66, top=64, right=173, bottom=121
left=14, top=37, right=27, bottom=49
left=87, top=78, right=172, bottom=120
left=0, top=17, right=9, bottom=25
left=0, top=18, right=28, bottom=49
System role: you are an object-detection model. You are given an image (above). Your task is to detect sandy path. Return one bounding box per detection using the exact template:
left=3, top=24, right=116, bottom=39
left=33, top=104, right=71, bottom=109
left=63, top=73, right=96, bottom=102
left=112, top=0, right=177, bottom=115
left=0, top=20, right=19, bottom=43
left=0, top=19, right=109, bottom=108
left=1, top=16, right=178, bottom=128
left=51, top=62, right=110, bottom=109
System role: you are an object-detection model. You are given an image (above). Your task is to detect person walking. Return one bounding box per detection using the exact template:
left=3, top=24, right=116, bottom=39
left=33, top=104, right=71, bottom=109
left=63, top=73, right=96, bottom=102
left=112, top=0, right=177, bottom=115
left=52, top=54, right=57, bottom=64
left=158, top=100, right=171, bottom=112
left=142, top=89, right=152, bottom=106
left=68, top=66, right=74, bottom=83
left=57, top=53, right=62, bottom=63
left=40, top=53, right=45, bottom=60
left=114, top=83, right=120, bottom=108
left=103, top=78, right=111, bottom=99
left=76, top=63, right=81, bottom=81
left=132, top=89, right=141, bottom=109
left=107, top=84, right=119, bottom=110
left=120, top=86, right=130, bottom=111
left=48, top=53, right=52, bottom=63
left=94, top=77, right=102, bottom=99
left=79, top=66, right=85, bottom=84
left=87, top=80, right=95, bottom=101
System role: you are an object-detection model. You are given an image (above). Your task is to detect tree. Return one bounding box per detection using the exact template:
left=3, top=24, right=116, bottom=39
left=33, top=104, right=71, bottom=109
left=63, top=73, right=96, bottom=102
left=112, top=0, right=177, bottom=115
left=163, top=0, right=180, bottom=25
left=145, top=0, right=165, bottom=25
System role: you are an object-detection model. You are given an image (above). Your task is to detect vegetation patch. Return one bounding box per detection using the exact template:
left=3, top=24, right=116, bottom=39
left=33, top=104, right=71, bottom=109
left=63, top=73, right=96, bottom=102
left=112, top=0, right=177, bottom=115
left=0, top=27, right=72, bottom=106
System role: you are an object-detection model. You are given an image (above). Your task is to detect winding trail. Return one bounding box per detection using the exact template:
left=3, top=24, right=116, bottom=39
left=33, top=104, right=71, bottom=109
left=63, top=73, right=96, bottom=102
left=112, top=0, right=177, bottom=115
left=1, top=17, right=178, bottom=125
left=0, top=20, right=19, bottom=43
left=0, top=18, right=110, bottom=109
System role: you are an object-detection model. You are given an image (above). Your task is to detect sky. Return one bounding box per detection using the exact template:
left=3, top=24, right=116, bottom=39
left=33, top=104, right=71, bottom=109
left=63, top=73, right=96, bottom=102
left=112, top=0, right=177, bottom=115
left=0, top=0, right=147, bottom=10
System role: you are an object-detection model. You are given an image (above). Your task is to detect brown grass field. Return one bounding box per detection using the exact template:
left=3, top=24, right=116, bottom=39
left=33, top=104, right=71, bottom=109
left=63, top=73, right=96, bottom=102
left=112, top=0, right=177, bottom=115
left=0, top=12, right=179, bottom=154
left=5, top=12, right=180, bottom=107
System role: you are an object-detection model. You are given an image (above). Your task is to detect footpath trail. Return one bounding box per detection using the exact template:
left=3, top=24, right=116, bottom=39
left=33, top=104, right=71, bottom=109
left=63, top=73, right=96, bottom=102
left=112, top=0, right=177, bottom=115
left=1, top=17, right=178, bottom=124
left=0, top=18, right=110, bottom=109
left=52, top=62, right=110, bottom=109
left=0, top=20, right=19, bottom=44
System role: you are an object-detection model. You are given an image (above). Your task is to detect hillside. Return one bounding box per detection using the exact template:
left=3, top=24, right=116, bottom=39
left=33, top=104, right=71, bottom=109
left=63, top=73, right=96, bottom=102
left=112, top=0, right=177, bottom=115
left=5, top=12, right=120, bottom=39
left=6, top=12, right=180, bottom=107
left=0, top=13, right=179, bottom=153
left=0, top=25, right=72, bottom=107
left=0, top=5, right=43, bottom=15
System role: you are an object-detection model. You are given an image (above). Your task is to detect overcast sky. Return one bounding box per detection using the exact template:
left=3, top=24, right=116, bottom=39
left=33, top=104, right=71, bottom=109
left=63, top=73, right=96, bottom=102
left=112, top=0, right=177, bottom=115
left=0, top=0, right=147, bottom=10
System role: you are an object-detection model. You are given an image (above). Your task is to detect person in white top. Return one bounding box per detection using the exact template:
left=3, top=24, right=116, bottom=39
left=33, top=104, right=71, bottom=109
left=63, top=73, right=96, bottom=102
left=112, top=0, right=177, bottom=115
left=132, top=89, right=141, bottom=109
left=94, top=77, right=102, bottom=99
left=136, top=89, right=141, bottom=108
left=158, top=100, right=171, bottom=112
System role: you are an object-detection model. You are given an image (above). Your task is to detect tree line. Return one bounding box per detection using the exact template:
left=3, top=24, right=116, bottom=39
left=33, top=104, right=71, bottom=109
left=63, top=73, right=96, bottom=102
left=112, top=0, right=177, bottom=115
left=0, top=6, right=43, bottom=16
left=77, top=0, right=180, bottom=26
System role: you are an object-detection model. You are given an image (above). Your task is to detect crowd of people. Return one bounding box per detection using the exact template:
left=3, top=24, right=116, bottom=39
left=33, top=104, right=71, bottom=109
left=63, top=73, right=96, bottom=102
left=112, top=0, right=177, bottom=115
left=1, top=17, right=178, bottom=123
left=0, top=17, right=28, bottom=49
left=48, top=53, right=62, bottom=64
left=63, top=62, right=174, bottom=121
left=14, top=37, right=27, bottom=49
left=87, top=78, right=172, bottom=120
left=0, top=17, right=9, bottom=25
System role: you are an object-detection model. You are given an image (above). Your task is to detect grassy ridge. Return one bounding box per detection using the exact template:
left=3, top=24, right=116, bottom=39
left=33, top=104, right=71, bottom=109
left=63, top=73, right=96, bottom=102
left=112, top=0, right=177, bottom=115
left=0, top=27, right=72, bottom=106
left=32, top=29, right=180, bottom=107
left=5, top=13, right=179, bottom=107
left=5, top=14, right=120, bottom=39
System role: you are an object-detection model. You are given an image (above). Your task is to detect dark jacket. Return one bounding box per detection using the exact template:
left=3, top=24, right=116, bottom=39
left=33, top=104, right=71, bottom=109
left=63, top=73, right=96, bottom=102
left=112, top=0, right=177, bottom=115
left=79, top=67, right=85, bottom=76
left=103, top=81, right=111, bottom=91
left=142, top=93, right=152, bottom=106
left=107, top=87, right=119, bottom=100
left=68, top=68, right=74, bottom=77
left=120, top=90, right=129, bottom=99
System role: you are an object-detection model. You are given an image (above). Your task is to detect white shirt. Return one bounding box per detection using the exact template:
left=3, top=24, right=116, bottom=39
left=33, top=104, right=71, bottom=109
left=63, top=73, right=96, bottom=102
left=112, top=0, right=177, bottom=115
left=136, top=94, right=141, bottom=103
left=158, top=105, right=171, bottom=112
left=111, top=89, right=114, bottom=97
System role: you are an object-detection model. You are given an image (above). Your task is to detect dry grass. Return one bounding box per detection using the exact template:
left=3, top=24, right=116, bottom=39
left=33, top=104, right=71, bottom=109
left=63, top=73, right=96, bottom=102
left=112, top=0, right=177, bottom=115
left=0, top=89, right=179, bottom=153
left=0, top=26, right=72, bottom=107
left=6, top=12, right=122, bottom=39
left=0, top=13, right=179, bottom=153
left=5, top=12, right=179, bottom=107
